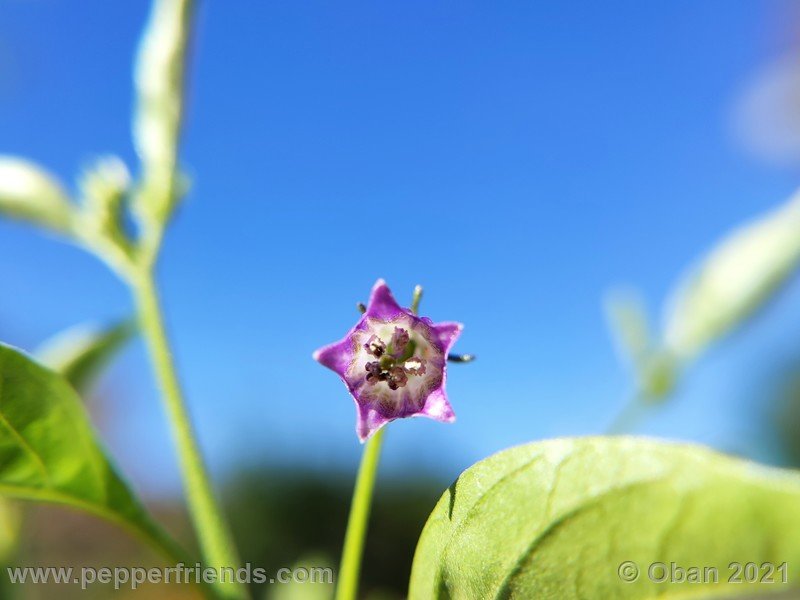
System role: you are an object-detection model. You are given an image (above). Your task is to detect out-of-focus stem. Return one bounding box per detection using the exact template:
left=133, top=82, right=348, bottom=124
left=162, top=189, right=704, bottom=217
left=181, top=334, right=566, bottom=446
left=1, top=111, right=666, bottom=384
left=133, top=273, right=248, bottom=600
left=606, top=395, right=650, bottom=435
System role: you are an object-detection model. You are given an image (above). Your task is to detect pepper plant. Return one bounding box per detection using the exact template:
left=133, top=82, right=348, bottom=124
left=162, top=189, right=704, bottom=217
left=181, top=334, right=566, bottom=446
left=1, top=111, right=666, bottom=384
left=3, top=1, right=800, bottom=599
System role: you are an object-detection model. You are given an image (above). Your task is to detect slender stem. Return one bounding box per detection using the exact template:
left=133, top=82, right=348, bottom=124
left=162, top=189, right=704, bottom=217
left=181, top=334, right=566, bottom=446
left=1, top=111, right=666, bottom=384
left=335, top=427, right=386, bottom=600
left=606, top=395, right=649, bottom=435
left=133, top=273, right=248, bottom=600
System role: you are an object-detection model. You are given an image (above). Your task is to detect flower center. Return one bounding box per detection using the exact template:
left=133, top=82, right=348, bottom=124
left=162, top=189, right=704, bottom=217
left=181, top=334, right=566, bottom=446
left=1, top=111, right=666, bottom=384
left=363, top=327, right=427, bottom=390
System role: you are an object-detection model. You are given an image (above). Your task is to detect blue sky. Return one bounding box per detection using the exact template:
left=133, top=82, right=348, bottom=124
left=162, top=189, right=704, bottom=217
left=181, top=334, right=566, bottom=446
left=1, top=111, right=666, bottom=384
left=2, top=0, right=800, bottom=496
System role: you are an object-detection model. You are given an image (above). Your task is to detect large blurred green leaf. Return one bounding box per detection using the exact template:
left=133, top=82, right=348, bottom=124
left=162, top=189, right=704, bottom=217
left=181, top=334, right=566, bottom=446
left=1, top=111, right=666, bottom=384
left=0, top=343, right=181, bottom=560
left=409, top=437, right=800, bottom=599
left=36, top=320, right=136, bottom=396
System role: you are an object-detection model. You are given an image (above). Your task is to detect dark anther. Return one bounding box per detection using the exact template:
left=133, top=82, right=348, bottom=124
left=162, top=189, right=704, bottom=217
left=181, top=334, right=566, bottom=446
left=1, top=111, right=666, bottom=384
left=365, top=361, right=383, bottom=383
left=364, top=335, right=386, bottom=358
left=386, top=366, right=408, bottom=390
left=403, top=356, right=426, bottom=375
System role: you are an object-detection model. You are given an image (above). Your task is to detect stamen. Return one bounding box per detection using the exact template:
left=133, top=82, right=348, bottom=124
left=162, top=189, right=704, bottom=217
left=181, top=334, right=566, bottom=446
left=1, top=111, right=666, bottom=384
left=387, top=366, right=408, bottom=390
left=389, top=327, right=410, bottom=357
left=364, top=335, right=386, bottom=358
left=365, top=361, right=383, bottom=383
left=403, top=356, right=426, bottom=376
left=363, top=327, right=426, bottom=390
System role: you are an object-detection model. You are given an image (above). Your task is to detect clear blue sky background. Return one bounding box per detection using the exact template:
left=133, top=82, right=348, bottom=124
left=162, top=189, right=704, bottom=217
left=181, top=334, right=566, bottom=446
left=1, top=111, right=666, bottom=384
left=2, top=0, right=800, bottom=497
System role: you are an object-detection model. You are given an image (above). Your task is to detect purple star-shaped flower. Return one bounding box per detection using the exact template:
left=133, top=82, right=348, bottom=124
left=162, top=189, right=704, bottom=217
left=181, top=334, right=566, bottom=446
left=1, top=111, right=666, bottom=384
left=313, top=279, right=463, bottom=442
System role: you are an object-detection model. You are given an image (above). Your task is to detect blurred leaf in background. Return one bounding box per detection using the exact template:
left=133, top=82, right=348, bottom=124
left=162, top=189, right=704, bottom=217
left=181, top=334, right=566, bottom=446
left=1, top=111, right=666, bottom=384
left=662, top=190, right=800, bottom=365
left=36, top=320, right=136, bottom=397
left=607, top=188, right=800, bottom=406
left=0, top=157, right=74, bottom=234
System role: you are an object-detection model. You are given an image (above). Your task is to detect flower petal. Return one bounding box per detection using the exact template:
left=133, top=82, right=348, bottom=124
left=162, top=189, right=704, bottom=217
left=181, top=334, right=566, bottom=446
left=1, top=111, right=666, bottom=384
left=356, top=403, right=392, bottom=442
left=312, top=338, right=353, bottom=377
left=430, top=321, right=463, bottom=354
left=365, top=279, right=406, bottom=321
left=417, top=388, right=456, bottom=423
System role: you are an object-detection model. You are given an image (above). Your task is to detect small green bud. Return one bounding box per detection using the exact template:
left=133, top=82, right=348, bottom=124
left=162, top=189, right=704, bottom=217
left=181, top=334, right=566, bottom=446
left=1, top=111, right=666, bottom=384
left=77, top=156, right=131, bottom=250
left=73, top=157, right=137, bottom=278
left=81, top=156, right=129, bottom=210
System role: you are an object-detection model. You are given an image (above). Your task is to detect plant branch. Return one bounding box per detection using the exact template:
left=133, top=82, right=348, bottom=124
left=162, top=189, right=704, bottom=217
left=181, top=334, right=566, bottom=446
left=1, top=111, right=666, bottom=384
left=133, top=272, right=247, bottom=600
left=606, top=395, right=650, bottom=435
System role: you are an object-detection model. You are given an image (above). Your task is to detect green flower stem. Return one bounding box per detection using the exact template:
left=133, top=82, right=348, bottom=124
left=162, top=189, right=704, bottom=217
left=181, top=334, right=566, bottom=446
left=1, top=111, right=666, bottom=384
left=133, top=273, right=248, bottom=600
left=335, top=427, right=386, bottom=600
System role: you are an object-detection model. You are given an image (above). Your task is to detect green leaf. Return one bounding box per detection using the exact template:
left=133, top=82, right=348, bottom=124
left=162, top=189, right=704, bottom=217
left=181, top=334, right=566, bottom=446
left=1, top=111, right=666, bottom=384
left=0, top=343, right=182, bottom=562
left=663, top=192, right=800, bottom=362
left=0, top=157, right=74, bottom=233
left=409, top=437, right=800, bottom=599
left=36, top=320, right=136, bottom=396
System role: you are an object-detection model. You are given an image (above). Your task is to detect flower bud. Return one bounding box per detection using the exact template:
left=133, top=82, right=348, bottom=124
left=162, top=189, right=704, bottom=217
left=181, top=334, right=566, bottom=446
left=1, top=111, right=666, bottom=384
left=77, top=156, right=131, bottom=250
